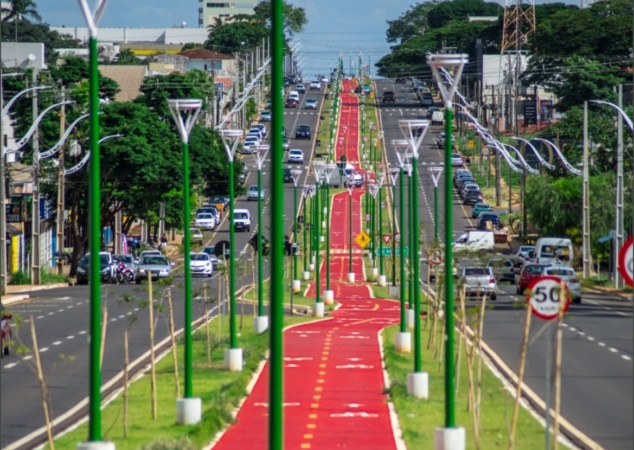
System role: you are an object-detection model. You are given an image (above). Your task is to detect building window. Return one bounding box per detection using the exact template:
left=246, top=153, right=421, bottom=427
left=206, top=3, right=231, bottom=7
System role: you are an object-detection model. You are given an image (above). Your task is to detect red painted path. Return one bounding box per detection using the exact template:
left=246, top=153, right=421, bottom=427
left=211, top=79, right=402, bottom=449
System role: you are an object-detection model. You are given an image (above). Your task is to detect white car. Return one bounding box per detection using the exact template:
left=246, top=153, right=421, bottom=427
left=310, top=81, right=321, bottom=90
left=190, top=252, right=213, bottom=277
left=287, top=149, right=304, bottom=164
left=260, top=110, right=272, bottom=122
left=451, top=153, right=463, bottom=167
left=189, top=228, right=204, bottom=245
left=305, top=98, right=318, bottom=109
left=247, top=184, right=265, bottom=201
left=543, top=266, right=581, bottom=303
left=195, top=213, right=216, bottom=230
left=515, top=245, right=536, bottom=261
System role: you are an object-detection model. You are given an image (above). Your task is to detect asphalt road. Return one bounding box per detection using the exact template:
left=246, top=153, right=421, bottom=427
left=374, top=77, right=633, bottom=449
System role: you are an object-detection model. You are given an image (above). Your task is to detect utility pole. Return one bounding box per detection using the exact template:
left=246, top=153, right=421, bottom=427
left=0, top=55, right=7, bottom=294
left=614, top=85, right=624, bottom=288
left=57, top=86, right=66, bottom=275
left=31, top=68, right=41, bottom=285
left=582, top=101, right=592, bottom=278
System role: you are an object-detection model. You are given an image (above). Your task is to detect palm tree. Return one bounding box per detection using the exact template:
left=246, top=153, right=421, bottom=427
left=1, top=0, right=42, bottom=42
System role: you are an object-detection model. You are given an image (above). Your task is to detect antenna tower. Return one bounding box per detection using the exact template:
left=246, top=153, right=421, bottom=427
left=501, top=0, right=536, bottom=53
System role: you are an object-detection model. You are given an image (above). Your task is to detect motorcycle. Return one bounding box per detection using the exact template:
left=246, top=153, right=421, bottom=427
left=1, top=313, right=12, bottom=357
left=115, top=262, right=134, bottom=284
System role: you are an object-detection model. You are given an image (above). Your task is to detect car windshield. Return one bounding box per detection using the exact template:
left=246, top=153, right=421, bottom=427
left=464, top=268, right=490, bottom=276
left=191, top=254, right=209, bottom=261
left=525, top=265, right=547, bottom=274
left=142, top=256, right=168, bottom=265
left=198, top=214, right=213, bottom=219
left=116, top=255, right=133, bottom=264
left=235, top=212, right=249, bottom=219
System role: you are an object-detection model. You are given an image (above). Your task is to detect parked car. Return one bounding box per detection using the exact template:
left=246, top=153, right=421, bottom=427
left=516, top=263, right=551, bottom=294
left=190, top=252, right=213, bottom=277
left=189, top=228, right=204, bottom=246
left=295, top=124, right=312, bottom=139
left=288, top=149, right=304, bottom=164
left=195, top=213, right=216, bottom=230
left=487, top=258, right=516, bottom=283
left=471, top=202, right=492, bottom=219
left=477, top=213, right=501, bottom=231
left=454, top=174, right=475, bottom=190
left=198, top=204, right=221, bottom=223
left=135, top=254, right=173, bottom=284
left=76, top=252, right=116, bottom=285
left=202, top=246, right=221, bottom=269
left=305, top=98, right=318, bottom=109
left=463, top=190, right=483, bottom=205
left=247, top=184, right=265, bottom=201
left=458, top=266, right=497, bottom=300
left=543, top=266, right=582, bottom=303
left=233, top=209, right=251, bottom=232
left=460, top=182, right=480, bottom=198
left=451, top=153, right=464, bottom=167
left=209, top=196, right=229, bottom=212
left=260, top=110, right=272, bottom=122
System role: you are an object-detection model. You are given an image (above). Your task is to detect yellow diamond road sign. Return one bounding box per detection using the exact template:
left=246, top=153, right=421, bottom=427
left=355, top=231, right=371, bottom=249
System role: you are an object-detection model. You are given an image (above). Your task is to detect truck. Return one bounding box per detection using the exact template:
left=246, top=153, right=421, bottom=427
left=453, top=230, right=494, bottom=252
left=534, top=237, right=573, bottom=267
left=382, top=91, right=395, bottom=103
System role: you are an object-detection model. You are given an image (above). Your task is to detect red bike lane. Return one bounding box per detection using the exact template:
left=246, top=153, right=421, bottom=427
left=210, top=79, right=403, bottom=450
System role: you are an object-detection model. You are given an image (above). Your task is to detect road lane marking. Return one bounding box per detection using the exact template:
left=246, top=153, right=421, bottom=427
left=52, top=341, right=63, bottom=346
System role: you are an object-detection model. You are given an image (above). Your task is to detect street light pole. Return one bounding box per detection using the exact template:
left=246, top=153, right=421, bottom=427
left=219, top=129, right=244, bottom=371
left=302, top=185, right=313, bottom=281
left=347, top=179, right=355, bottom=282
left=428, top=52, right=469, bottom=450
left=398, top=119, right=430, bottom=400
left=290, top=168, right=302, bottom=293
left=322, top=162, right=338, bottom=304
left=429, top=167, right=443, bottom=244
left=168, top=98, right=203, bottom=425
left=253, top=144, right=270, bottom=333
left=388, top=168, right=400, bottom=297
left=376, top=171, right=387, bottom=286
left=311, top=161, right=325, bottom=316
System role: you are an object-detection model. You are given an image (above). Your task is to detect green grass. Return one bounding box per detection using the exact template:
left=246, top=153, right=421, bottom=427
left=45, top=314, right=314, bottom=450
left=383, top=321, right=552, bottom=449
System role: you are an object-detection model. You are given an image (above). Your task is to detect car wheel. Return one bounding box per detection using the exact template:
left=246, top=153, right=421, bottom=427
left=573, top=297, right=581, bottom=304
left=136, top=279, right=141, bottom=285
left=491, top=293, right=497, bottom=301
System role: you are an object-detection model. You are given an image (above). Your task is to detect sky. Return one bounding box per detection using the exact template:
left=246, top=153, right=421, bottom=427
left=36, top=0, right=415, bottom=78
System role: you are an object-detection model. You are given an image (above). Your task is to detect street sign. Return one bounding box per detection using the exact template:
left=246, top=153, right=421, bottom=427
left=365, top=213, right=371, bottom=222
left=428, top=247, right=443, bottom=266
left=214, top=240, right=231, bottom=260
left=355, top=231, right=371, bottom=249
left=381, top=201, right=387, bottom=209
left=526, top=276, right=571, bottom=320
left=468, top=140, right=474, bottom=149
left=376, top=247, right=409, bottom=257
left=618, top=236, right=633, bottom=287
left=394, top=232, right=400, bottom=243
left=382, top=234, right=391, bottom=245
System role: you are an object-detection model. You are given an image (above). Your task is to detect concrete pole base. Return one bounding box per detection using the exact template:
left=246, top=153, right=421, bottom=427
left=313, top=302, right=325, bottom=317
left=309, top=263, right=315, bottom=271
left=406, top=308, right=416, bottom=329
left=320, top=236, right=325, bottom=242
left=407, top=372, right=429, bottom=399
left=371, top=267, right=379, bottom=279
left=77, top=441, right=116, bottom=450
left=254, top=315, right=268, bottom=334
left=303, top=270, right=311, bottom=280
left=323, top=290, right=334, bottom=305
left=175, top=397, right=202, bottom=425
left=388, top=285, right=399, bottom=297
left=347, top=272, right=355, bottom=283
left=377, top=274, right=387, bottom=286
left=322, top=220, right=326, bottom=228
left=395, top=331, right=412, bottom=353
left=224, top=348, right=243, bottom=372
left=434, top=427, right=466, bottom=450
left=292, top=279, right=301, bottom=292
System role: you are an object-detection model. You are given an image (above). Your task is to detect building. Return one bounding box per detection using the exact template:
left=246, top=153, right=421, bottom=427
left=178, top=48, right=236, bottom=76
left=51, top=26, right=208, bottom=46
left=198, top=0, right=259, bottom=28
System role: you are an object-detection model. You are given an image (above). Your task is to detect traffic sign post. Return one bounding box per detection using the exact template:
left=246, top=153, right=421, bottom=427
left=526, top=276, right=571, bottom=320
left=617, top=236, right=633, bottom=287
left=382, top=234, right=391, bottom=245
left=428, top=246, right=444, bottom=266
left=355, top=231, right=371, bottom=249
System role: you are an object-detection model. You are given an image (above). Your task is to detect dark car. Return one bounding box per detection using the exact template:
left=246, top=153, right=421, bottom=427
left=285, top=98, right=298, bottom=108
left=283, top=168, right=293, bottom=183
left=382, top=91, right=395, bottom=103
left=295, top=124, right=311, bottom=139
left=478, top=213, right=501, bottom=230
left=463, top=190, right=483, bottom=205
left=395, top=77, right=406, bottom=84
left=76, top=252, right=115, bottom=285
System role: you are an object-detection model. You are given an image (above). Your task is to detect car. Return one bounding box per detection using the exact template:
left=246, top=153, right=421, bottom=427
left=199, top=204, right=221, bottom=223
left=249, top=126, right=266, bottom=139
left=453, top=168, right=471, bottom=181
left=427, top=106, right=441, bottom=119
left=295, top=83, right=306, bottom=94
left=283, top=167, right=293, bottom=183
left=247, top=184, right=265, bottom=201
left=135, top=254, right=173, bottom=284
left=319, top=75, right=328, bottom=83
left=471, top=202, right=492, bottom=219
left=264, top=99, right=272, bottom=108
left=451, top=153, right=463, bottom=167
left=516, top=263, right=550, bottom=294
left=420, top=92, right=434, bottom=107
left=460, top=183, right=481, bottom=199
left=487, top=258, right=516, bottom=283
left=458, top=267, right=497, bottom=300
left=259, top=110, right=272, bottom=122
left=194, top=213, right=216, bottom=230
left=189, top=227, right=204, bottom=245
left=285, top=98, right=298, bottom=108
left=233, top=209, right=251, bottom=232
left=76, top=252, right=116, bottom=285
left=283, top=138, right=291, bottom=150
left=288, top=149, right=304, bottom=164
left=190, top=252, right=213, bottom=277
left=202, top=246, right=221, bottom=269
left=463, top=190, right=483, bottom=205
left=295, top=124, right=311, bottom=139
left=543, top=266, right=582, bottom=303
left=382, top=91, right=395, bottom=103
left=431, top=110, right=444, bottom=125
left=395, top=77, right=406, bottom=84
left=209, top=195, right=229, bottom=212
left=310, top=81, right=321, bottom=90
left=305, top=98, right=318, bottom=109
left=478, top=212, right=501, bottom=230
left=515, top=245, right=536, bottom=261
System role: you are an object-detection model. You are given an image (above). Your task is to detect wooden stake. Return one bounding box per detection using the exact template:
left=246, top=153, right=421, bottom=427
left=475, top=294, right=488, bottom=438
left=123, top=330, right=129, bottom=438
left=167, top=290, right=181, bottom=398
left=100, top=306, right=108, bottom=370
left=508, top=300, right=532, bottom=450
left=455, top=287, right=465, bottom=397
left=30, top=316, right=54, bottom=449
left=148, top=271, right=157, bottom=420
left=204, top=284, right=211, bottom=367
left=553, top=280, right=566, bottom=450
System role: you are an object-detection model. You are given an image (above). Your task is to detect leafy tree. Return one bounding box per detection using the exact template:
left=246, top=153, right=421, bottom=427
left=385, top=2, right=441, bottom=45
left=204, top=20, right=268, bottom=55
left=426, top=0, right=501, bottom=29
left=0, top=20, right=79, bottom=65
left=181, top=43, right=203, bottom=51
left=252, top=1, right=307, bottom=34
left=1, top=0, right=41, bottom=41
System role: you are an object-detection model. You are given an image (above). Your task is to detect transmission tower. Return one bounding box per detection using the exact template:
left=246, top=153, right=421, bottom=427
left=501, top=0, right=536, bottom=53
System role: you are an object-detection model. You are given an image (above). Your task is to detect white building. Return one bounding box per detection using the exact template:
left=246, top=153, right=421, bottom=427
left=50, top=26, right=208, bottom=46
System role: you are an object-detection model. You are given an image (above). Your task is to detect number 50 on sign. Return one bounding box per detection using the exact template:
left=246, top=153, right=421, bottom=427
left=526, top=276, right=571, bottom=321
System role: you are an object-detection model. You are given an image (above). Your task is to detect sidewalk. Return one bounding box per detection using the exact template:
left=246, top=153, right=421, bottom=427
left=209, top=79, right=406, bottom=449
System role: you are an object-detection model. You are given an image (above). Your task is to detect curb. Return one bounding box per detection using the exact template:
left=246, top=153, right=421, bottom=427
left=585, top=286, right=632, bottom=301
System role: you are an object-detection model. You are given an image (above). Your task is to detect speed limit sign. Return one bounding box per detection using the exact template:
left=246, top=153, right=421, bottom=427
left=618, top=236, right=633, bottom=287
left=526, top=276, right=571, bottom=320
left=428, top=247, right=443, bottom=266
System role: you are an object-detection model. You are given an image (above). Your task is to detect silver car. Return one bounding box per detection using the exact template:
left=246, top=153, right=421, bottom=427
left=457, top=266, right=497, bottom=300
left=135, top=254, right=173, bottom=284
left=543, top=266, right=582, bottom=303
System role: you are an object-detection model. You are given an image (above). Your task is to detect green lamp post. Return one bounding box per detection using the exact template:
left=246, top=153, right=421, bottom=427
left=375, top=170, right=387, bottom=286
left=322, top=162, right=338, bottom=304
left=252, top=144, right=270, bottom=334
left=219, top=129, right=245, bottom=372
left=346, top=177, right=356, bottom=283
left=427, top=52, right=469, bottom=450
left=302, top=184, right=314, bottom=281
left=290, top=168, right=303, bottom=293
left=311, top=160, right=326, bottom=317
left=168, top=98, right=203, bottom=424
left=397, top=118, right=430, bottom=401
left=429, top=166, right=443, bottom=244
left=387, top=167, right=400, bottom=298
